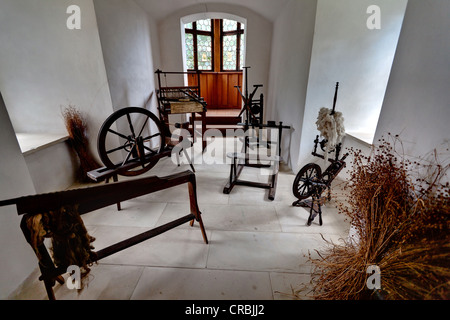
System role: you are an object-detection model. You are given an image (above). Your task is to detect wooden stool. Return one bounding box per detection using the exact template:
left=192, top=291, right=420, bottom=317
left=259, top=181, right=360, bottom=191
left=223, top=152, right=282, bottom=201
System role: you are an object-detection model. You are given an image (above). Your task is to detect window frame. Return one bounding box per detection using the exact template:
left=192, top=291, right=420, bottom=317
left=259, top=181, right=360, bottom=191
left=184, top=20, right=214, bottom=71
left=220, top=20, right=244, bottom=72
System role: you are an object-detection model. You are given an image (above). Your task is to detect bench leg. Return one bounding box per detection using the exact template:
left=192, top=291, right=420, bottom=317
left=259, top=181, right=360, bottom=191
left=183, top=148, right=195, bottom=172
left=201, top=112, right=207, bottom=152
left=112, top=174, right=121, bottom=211
left=106, top=175, right=121, bottom=211
left=196, top=215, right=208, bottom=244
left=306, top=197, right=323, bottom=226
left=268, top=171, right=278, bottom=201
left=224, top=157, right=244, bottom=194
left=188, top=177, right=208, bottom=244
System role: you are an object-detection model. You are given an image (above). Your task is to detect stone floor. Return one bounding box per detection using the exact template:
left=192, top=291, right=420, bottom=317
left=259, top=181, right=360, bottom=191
left=9, top=137, right=350, bottom=300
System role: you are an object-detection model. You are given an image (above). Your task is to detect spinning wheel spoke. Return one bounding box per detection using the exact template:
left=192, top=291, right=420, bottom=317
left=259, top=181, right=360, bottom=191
left=296, top=183, right=309, bottom=196
left=106, top=142, right=133, bottom=154
left=143, top=145, right=158, bottom=154
left=306, top=168, right=316, bottom=180
left=107, top=128, right=129, bottom=140
left=126, top=113, right=136, bottom=138
left=136, top=117, right=150, bottom=138
left=121, top=145, right=136, bottom=166
left=142, top=132, right=162, bottom=141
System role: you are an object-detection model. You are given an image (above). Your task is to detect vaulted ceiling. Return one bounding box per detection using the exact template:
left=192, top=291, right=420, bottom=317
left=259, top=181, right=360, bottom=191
left=134, top=0, right=291, bottom=22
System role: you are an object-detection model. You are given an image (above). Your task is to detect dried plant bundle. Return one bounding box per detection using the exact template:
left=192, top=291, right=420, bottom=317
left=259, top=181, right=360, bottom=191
left=62, top=105, right=100, bottom=181
left=310, top=134, right=449, bottom=299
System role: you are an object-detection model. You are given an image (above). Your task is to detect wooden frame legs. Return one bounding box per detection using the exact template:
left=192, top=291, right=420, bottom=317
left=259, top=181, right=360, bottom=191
left=223, top=155, right=279, bottom=201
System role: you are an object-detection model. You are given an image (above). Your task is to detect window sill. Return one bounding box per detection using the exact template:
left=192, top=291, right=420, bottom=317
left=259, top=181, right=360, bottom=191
left=345, top=131, right=374, bottom=147
left=16, top=133, right=69, bottom=156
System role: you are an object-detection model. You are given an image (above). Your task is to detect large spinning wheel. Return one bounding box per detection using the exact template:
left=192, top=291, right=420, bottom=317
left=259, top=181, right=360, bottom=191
left=97, top=107, right=165, bottom=176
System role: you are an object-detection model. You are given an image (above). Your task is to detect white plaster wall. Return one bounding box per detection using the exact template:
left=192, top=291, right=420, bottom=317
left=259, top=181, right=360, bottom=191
left=374, top=0, right=450, bottom=171
left=92, top=0, right=161, bottom=164
left=338, top=134, right=373, bottom=181
left=149, top=16, right=162, bottom=76
left=23, top=141, right=78, bottom=194
left=0, top=92, right=37, bottom=299
left=156, top=2, right=273, bottom=103
left=0, top=0, right=114, bottom=160
left=265, top=0, right=318, bottom=170
left=93, top=0, right=160, bottom=114
left=296, top=0, right=407, bottom=172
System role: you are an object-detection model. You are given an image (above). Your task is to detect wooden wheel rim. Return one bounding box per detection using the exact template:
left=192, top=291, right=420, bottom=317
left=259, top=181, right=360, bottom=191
left=292, top=163, right=322, bottom=200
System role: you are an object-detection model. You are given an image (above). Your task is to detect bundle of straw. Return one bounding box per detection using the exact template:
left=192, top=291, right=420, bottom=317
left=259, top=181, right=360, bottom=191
left=310, top=134, right=449, bottom=299
left=62, top=106, right=101, bottom=182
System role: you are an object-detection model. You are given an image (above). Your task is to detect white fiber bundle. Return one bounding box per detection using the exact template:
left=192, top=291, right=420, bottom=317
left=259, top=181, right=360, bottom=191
left=315, top=107, right=345, bottom=161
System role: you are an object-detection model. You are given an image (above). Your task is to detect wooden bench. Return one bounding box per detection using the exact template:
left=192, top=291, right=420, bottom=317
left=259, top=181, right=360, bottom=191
left=0, top=170, right=208, bottom=300
left=223, top=121, right=291, bottom=201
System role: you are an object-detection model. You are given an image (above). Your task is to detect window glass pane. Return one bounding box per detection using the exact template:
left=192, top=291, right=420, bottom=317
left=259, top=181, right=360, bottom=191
left=184, top=22, right=193, bottom=29
left=197, top=19, right=211, bottom=32
left=223, top=19, right=237, bottom=32
left=197, top=35, right=212, bottom=70
left=185, top=33, right=195, bottom=70
left=223, top=34, right=237, bottom=70
left=240, top=33, right=245, bottom=70
left=240, top=22, right=245, bottom=30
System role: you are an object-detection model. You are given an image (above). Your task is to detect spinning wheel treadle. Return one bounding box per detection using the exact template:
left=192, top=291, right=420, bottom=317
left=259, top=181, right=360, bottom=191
left=97, top=107, right=165, bottom=176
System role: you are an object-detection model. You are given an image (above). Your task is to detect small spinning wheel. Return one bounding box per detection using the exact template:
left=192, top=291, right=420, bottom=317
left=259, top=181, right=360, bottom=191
left=97, top=107, right=165, bottom=176
left=292, top=82, right=348, bottom=226
left=292, top=163, right=328, bottom=226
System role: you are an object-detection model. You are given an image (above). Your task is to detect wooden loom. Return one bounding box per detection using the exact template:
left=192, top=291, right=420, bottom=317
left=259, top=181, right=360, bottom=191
left=0, top=170, right=208, bottom=300
left=156, top=69, right=208, bottom=152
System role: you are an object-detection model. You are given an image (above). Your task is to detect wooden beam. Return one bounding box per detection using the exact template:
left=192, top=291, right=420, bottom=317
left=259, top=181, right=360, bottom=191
left=0, top=170, right=195, bottom=216
left=214, top=19, right=221, bottom=72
